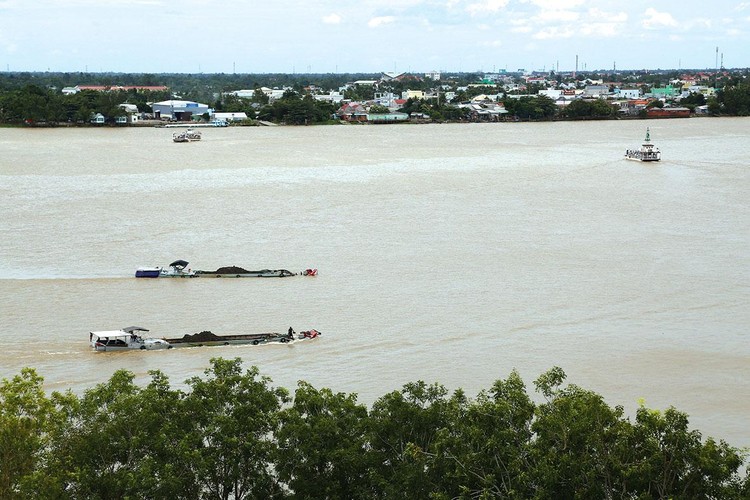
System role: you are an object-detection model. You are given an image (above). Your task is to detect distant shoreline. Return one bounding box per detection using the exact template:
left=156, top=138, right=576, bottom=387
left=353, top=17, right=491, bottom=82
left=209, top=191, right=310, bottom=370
left=7, top=114, right=717, bottom=129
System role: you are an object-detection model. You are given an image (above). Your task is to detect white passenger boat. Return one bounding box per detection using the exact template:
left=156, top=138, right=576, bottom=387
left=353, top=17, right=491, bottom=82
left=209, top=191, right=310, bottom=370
left=90, top=326, right=171, bottom=351
left=172, top=129, right=201, bottom=142
left=625, top=128, right=661, bottom=162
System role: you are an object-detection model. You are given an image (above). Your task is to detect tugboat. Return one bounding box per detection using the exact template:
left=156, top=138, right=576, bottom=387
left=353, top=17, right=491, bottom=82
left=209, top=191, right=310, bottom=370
left=135, top=260, right=196, bottom=278
left=625, top=128, right=661, bottom=162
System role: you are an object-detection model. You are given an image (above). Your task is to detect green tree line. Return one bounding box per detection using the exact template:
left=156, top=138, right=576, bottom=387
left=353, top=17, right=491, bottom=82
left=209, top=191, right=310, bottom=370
left=0, top=84, right=171, bottom=124
left=2, top=359, right=747, bottom=499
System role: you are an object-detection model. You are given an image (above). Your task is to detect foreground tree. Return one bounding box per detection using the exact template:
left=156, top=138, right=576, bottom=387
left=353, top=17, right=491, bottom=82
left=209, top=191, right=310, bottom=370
left=428, top=370, right=536, bottom=498
left=180, top=358, right=289, bottom=499
left=1, top=361, right=747, bottom=498
left=367, top=381, right=467, bottom=498
left=531, top=367, right=631, bottom=498
left=276, top=382, right=372, bottom=498
left=0, top=368, right=63, bottom=499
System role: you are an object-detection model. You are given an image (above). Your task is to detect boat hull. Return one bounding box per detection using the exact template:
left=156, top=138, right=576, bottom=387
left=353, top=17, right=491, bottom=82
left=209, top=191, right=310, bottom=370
left=135, top=268, right=162, bottom=278
left=162, top=330, right=290, bottom=347
left=194, top=268, right=296, bottom=278
left=625, top=155, right=661, bottom=162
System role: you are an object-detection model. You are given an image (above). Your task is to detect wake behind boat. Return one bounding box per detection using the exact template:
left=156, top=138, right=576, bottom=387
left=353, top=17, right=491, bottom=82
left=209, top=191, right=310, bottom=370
left=135, top=260, right=317, bottom=278
left=625, top=128, right=661, bottom=162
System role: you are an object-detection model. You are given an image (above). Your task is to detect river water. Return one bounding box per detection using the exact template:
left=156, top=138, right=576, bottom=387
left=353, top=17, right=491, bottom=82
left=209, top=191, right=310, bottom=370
left=1, top=119, right=748, bottom=448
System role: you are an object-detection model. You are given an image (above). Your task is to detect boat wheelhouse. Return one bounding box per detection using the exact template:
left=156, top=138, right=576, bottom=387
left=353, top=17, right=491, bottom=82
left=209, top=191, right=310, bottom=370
left=90, top=326, right=171, bottom=351
left=625, top=128, right=661, bottom=162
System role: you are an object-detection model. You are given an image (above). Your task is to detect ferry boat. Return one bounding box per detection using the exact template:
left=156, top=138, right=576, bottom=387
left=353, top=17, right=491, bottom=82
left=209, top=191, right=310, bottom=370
left=625, top=128, right=661, bottom=162
left=172, top=129, right=201, bottom=142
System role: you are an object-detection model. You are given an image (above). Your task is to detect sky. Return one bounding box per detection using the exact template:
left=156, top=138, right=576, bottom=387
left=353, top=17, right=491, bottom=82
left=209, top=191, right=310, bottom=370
left=0, top=0, right=748, bottom=74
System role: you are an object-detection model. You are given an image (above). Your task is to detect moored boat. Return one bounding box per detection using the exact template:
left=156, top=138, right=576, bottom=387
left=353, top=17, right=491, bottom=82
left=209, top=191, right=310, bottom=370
left=625, top=128, right=661, bottom=162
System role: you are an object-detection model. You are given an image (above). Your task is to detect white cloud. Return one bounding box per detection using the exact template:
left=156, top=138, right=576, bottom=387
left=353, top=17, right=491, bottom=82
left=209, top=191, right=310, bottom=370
left=642, top=8, right=678, bottom=29
left=533, top=26, right=575, bottom=39
left=322, top=13, right=341, bottom=24
left=511, top=25, right=533, bottom=33
left=528, top=0, right=584, bottom=9
left=368, top=16, right=396, bottom=28
left=535, top=9, right=579, bottom=23
left=580, top=23, right=620, bottom=37
left=587, top=8, right=627, bottom=23
left=466, top=0, right=509, bottom=16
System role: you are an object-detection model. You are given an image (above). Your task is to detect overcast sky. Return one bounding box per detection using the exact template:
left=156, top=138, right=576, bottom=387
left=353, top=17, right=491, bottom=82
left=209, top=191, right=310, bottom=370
left=1, top=0, right=747, bottom=74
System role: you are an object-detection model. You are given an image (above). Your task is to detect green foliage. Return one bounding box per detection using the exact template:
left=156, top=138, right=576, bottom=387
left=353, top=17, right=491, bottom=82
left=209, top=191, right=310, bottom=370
left=0, top=84, right=170, bottom=124
left=343, top=83, right=375, bottom=102
left=0, top=368, right=58, bottom=499
left=276, top=382, right=372, bottom=498
left=257, top=93, right=335, bottom=125
left=561, top=99, right=619, bottom=119
left=1, top=361, right=747, bottom=498
left=181, top=358, right=289, bottom=499
left=396, top=98, right=470, bottom=122
left=716, top=83, right=750, bottom=115
left=681, top=92, right=707, bottom=107
left=503, top=95, right=558, bottom=120
left=369, top=104, right=390, bottom=114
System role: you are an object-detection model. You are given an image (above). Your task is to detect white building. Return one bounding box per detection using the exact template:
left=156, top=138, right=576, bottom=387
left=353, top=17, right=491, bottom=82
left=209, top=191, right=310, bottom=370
left=118, top=103, right=140, bottom=123
left=229, top=89, right=257, bottom=98
left=615, top=88, right=640, bottom=99
left=151, top=100, right=209, bottom=120
left=314, top=91, right=345, bottom=104
left=212, top=112, right=248, bottom=122
left=539, top=88, right=563, bottom=100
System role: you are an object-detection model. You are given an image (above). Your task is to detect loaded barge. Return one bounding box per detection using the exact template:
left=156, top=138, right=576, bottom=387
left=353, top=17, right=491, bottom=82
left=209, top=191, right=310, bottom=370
left=135, top=260, right=317, bottom=278
left=90, top=326, right=321, bottom=351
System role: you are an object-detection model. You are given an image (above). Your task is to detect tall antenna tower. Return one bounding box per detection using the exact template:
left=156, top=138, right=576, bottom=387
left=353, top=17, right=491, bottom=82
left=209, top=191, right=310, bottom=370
left=715, top=46, right=719, bottom=70
left=715, top=46, right=719, bottom=88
